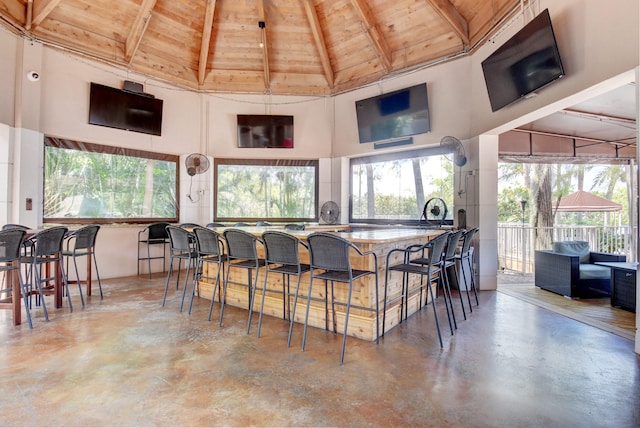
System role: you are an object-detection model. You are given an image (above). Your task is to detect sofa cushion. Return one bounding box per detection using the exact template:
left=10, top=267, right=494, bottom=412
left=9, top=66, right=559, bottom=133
left=553, top=241, right=590, bottom=264
left=579, top=264, right=611, bottom=280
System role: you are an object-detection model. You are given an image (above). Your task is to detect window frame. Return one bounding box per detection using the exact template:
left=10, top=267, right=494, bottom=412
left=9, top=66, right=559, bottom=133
left=43, top=136, right=180, bottom=225
left=349, top=147, right=454, bottom=226
left=213, top=158, right=319, bottom=223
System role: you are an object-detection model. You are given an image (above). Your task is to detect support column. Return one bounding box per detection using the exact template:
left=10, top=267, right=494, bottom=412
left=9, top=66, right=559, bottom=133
left=476, top=134, right=499, bottom=291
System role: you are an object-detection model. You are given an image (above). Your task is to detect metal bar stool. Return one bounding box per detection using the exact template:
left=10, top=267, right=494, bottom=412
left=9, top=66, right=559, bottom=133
left=258, top=230, right=311, bottom=339
left=190, top=226, right=227, bottom=319
left=0, top=228, right=32, bottom=328
left=24, top=226, right=73, bottom=321
left=62, top=224, right=103, bottom=306
left=383, top=232, right=450, bottom=347
left=442, top=229, right=467, bottom=321
left=137, top=222, right=170, bottom=278
left=219, top=229, right=266, bottom=332
left=408, top=232, right=454, bottom=334
left=162, top=226, right=198, bottom=312
left=303, top=232, right=379, bottom=365
left=455, top=228, right=479, bottom=310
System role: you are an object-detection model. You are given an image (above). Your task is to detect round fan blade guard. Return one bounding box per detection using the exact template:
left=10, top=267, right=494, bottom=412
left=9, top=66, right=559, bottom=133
left=440, top=136, right=467, bottom=167
left=185, top=153, right=210, bottom=176
left=320, top=201, right=340, bottom=224
left=422, top=197, right=448, bottom=226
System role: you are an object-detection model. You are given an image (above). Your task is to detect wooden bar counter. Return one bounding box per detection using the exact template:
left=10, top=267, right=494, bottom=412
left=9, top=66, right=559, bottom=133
left=197, top=226, right=443, bottom=341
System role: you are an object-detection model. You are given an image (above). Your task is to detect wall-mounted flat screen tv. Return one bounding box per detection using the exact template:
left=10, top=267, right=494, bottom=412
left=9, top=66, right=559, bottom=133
left=237, top=115, right=294, bottom=148
left=481, top=8, right=565, bottom=112
left=89, top=82, right=163, bottom=136
left=355, top=83, right=430, bottom=144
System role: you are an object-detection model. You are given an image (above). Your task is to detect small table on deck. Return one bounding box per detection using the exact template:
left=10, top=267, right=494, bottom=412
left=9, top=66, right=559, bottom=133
left=596, top=262, right=637, bottom=312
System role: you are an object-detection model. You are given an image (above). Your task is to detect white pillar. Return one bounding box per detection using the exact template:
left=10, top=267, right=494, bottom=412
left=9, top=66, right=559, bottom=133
left=477, top=134, right=499, bottom=290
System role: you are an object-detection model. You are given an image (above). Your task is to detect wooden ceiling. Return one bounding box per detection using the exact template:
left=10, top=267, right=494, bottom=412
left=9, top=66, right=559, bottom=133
left=0, top=0, right=521, bottom=95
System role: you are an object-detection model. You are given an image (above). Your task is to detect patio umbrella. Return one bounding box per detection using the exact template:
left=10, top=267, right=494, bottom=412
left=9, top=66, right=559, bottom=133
left=555, top=190, right=621, bottom=212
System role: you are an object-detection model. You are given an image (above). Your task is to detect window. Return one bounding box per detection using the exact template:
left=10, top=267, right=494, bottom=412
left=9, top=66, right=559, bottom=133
left=214, top=159, right=318, bottom=222
left=350, top=147, right=454, bottom=225
left=44, top=137, right=178, bottom=224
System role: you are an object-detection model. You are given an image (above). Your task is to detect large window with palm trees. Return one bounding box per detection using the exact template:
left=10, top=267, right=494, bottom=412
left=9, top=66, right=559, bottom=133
left=350, top=148, right=454, bottom=225
left=214, top=158, right=318, bottom=223
left=44, top=136, right=179, bottom=224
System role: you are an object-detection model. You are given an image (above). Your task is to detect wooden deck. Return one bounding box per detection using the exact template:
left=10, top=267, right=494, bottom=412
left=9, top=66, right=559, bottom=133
left=497, top=273, right=636, bottom=341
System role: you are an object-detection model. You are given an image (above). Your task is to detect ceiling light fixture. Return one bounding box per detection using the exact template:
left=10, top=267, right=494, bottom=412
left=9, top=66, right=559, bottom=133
left=258, top=21, right=265, bottom=48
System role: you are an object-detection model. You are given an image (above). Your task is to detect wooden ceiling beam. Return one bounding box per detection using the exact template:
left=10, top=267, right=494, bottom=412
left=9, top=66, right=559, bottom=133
left=302, top=0, right=334, bottom=89
left=31, top=0, right=62, bottom=29
left=197, top=0, right=217, bottom=85
left=349, top=0, right=392, bottom=72
left=425, top=0, right=469, bottom=47
left=125, top=0, right=157, bottom=63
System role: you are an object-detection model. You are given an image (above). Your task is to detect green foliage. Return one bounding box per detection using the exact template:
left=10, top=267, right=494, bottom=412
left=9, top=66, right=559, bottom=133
left=44, top=146, right=177, bottom=219
left=499, top=162, right=629, bottom=226
left=497, top=186, right=529, bottom=223
left=217, top=164, right=316, bottom=219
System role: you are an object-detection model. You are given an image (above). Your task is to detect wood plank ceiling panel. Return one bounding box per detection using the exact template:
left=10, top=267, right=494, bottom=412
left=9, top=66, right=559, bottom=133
left=0, top=0, right=523, bottom=95
left=0, top=0, right=27, bottom=25
left=370, top=0, right=463, bottom=70
left=453, top=0, right=517, bottom=46
left=314, top=0, right=380, bottom=85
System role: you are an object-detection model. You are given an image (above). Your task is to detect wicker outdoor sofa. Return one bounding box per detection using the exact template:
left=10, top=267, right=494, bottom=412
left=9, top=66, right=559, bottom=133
left=534, top=241, right=626, bottom=298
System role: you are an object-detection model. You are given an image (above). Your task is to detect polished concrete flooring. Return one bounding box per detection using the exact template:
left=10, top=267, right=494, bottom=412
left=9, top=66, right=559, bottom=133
left=1, top=274, right=639, bottom=427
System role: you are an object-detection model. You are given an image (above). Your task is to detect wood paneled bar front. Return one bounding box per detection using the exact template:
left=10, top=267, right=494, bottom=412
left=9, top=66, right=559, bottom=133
left=197, top=226, right=443, bottom=341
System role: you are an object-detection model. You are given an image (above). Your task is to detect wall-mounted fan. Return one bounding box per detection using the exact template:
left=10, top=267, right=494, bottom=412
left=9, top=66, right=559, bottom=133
left=185, top=153, right=210, bottom=202
left=440, top=136, right=467, bottom=167
left=320, top=201, right=340, bottom=224
left=422, top=197, right=448, bottom=226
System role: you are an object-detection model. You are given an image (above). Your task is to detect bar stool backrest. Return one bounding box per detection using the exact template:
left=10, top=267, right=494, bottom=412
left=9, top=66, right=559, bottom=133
left=69, top=225, right=100, bottom=251
left=193, top=226, right=224, bottom=256
left=262, top=230, right=305, bottom=266
left=0, top=229, right=26, bottom=262
left=284, top=224, right=305, bottom=231
left=2, top=224, right=30, bottom=231
left=179, top=223, right=201, bottom=229
left=460, top=228, right=478, bottom=256
left=166, top=226, right=192, bottom=252
left=224, top=229, right=260, bottom=260
left=307, top=233, right=352, bottom=272
left=428, top=232, right=450, bottom=267
left=146, top=222, right=170, bottom=242
left=32, top=227, right=68, bottom=257
left=206, top=222, right=226, bottom=228
left=444, top=229, right=465, bottom=261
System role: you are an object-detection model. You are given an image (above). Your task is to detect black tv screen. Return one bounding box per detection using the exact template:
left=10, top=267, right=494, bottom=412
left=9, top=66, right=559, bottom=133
left=481, top=9, right=564, bottom=112
left=355, top=83, right=430, bottom=144
left=237, top=115, right=294, bottom=148
left=89, top=82, right=163, bottom=136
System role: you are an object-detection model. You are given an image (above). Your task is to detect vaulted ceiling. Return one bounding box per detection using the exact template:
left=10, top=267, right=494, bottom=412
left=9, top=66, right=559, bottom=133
left=0, top=0, right=521, bottom=95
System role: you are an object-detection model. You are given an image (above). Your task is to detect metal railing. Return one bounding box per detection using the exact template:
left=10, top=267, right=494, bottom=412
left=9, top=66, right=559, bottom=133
left=498, top=223, right=634, bottom=274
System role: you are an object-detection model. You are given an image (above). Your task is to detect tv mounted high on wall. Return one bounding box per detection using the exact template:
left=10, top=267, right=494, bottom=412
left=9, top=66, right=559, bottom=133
left=237, top=115, right=294, bottom=148
left=89, top=82, right=163, bottom=136
left=355, top=83, right=430, bottom=144
left=481, top=8, right=565, bottom=112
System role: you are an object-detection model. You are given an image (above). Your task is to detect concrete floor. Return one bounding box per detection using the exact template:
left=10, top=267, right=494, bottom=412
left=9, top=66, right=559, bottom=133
left=1, top=274, right=639, bottom=427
